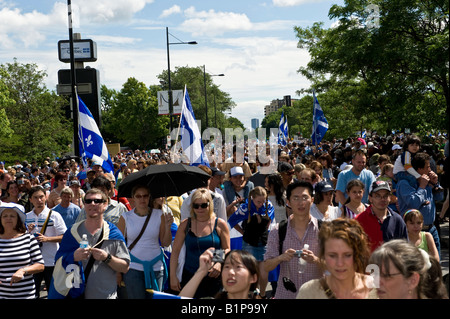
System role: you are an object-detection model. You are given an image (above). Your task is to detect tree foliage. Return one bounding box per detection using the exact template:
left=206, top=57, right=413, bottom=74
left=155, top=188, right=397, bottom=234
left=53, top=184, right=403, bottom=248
left=293, top=0, right=449, bottom=137
left=100, top=78, right=169, bottom=150
left=0, top=59, right=72, bottom=164
left=157, top=66, right=238, bottom=133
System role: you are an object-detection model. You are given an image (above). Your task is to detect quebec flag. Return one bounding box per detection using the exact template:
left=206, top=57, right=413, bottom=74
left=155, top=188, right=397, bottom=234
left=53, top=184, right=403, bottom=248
left=179, top=86, right=210, bottom=167
left=78, top=96, right=114, bottom=173
left=311, top=91, right=328, bottom=145
left=278, top=111, right=288, bottom=147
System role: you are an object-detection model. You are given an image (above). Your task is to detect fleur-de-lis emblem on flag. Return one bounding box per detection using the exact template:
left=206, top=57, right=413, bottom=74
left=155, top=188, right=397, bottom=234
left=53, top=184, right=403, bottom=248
left=85, top=134, right=93, bottom=147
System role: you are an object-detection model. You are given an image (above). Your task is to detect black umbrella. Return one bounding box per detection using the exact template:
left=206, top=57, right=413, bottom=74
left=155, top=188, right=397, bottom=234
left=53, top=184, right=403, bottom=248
left=117, top=163, right=211, bottom=198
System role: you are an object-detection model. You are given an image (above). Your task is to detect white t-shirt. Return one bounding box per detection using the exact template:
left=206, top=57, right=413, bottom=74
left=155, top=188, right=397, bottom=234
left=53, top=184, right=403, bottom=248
left=26, top=206, right=67, bottom=266
left=310, top=203, right=341, bottom=221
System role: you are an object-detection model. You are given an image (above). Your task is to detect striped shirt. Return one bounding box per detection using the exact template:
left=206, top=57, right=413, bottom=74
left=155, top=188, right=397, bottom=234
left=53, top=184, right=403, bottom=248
left=0, top=233, right=44, bottom=299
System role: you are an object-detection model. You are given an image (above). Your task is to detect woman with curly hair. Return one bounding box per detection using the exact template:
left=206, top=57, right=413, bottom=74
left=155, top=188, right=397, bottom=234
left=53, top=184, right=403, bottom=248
left=297, top=218, right=376, bottom=299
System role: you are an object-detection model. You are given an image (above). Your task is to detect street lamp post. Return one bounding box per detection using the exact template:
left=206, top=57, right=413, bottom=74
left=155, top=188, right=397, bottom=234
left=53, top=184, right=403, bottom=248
left=203, top=65, right=224, bottom=128
left=166, top=27, right=197, bottom=132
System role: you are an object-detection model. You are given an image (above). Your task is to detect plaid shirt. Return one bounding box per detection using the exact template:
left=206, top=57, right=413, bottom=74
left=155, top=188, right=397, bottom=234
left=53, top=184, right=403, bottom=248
left=264, top=216, right=323, bottom=299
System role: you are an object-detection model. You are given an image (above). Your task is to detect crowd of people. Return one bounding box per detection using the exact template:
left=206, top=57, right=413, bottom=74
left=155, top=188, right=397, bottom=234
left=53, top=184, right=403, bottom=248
left=0, top=133, right=448, bottom=299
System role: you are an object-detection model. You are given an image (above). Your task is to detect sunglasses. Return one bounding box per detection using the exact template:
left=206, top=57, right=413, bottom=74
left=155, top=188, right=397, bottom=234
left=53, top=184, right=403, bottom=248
left=85, top=198, right=106, bottom=204
left=192, top=202, right=209, bottom=209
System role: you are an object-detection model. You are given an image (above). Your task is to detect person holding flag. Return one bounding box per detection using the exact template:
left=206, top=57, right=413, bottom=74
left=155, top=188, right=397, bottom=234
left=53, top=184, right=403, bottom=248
left=311, top=91, right=328, bottom=146
left=228, top=186, right=274, bottom=298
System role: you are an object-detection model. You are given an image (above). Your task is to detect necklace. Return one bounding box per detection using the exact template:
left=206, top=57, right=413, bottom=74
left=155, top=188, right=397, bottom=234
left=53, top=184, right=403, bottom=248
left=194, top=218, right=215, bottom=253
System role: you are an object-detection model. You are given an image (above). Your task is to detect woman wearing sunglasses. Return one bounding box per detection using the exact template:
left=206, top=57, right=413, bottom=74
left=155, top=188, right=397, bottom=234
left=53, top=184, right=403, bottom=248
left=170, top=188, right=230, bottom=298
left=117, top=185, right=174, bottom=298
left=297, top=218, right=376, bottom=299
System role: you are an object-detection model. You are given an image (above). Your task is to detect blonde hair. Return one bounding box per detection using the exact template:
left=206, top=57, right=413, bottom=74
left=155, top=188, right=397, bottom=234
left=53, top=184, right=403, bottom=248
left=248, top=186, right=269, bottom=222
left=190, top=188, right=214, bottom=219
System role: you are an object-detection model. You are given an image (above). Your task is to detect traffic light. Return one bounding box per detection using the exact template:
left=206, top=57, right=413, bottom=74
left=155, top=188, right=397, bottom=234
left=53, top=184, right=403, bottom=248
left=57, top=68, right=102, bottom=127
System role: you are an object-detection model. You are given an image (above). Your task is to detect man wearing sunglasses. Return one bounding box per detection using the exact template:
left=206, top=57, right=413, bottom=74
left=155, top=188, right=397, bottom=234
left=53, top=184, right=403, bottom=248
left=48, top=188, right=130, bottom=299
left=263, top=181, right=322, bottom=299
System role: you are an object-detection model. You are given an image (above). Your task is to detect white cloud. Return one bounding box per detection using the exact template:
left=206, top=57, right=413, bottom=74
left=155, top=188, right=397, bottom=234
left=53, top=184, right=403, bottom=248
left=273, top=0, right=325, bottom=7
left=181, top=7, right=253, bottom=36
left=0, top=5, right=65, bottom=48
left=160, top=5, right=181, bottom=18
left=180, top=7, right=298, bottom=37
left=75, top=0, right=154, bottom=24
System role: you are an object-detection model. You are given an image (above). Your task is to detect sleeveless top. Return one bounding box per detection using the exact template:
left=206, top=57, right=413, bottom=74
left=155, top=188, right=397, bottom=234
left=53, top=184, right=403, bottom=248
left=184, top=218, right=221, bottom=274
left=417, top=231, right=429, bottom=252
left=122, top=208, right=164, bottom=271
left=342, top=203, right=369, bottom=219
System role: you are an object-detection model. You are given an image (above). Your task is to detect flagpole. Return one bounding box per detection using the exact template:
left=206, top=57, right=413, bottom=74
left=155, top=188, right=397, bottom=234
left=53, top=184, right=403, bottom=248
left=67, top=0, right=79, bottom=157
left=313, top=90, right=317, bottom=147
left=173, top=85, right=185, bottom=159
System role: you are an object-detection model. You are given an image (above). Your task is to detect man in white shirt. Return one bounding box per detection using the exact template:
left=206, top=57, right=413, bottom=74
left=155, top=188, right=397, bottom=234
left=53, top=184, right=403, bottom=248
left=26, top=186, right=67, bottom=298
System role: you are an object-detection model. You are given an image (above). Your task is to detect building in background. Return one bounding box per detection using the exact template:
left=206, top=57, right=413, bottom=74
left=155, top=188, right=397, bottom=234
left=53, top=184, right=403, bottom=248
left=251, top=118, right=260, bottom=130
left=264, top=95, right=298, bottom=117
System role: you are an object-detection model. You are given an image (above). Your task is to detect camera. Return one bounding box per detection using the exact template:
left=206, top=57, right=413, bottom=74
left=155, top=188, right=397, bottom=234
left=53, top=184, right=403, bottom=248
left=211, top=249, right=225, bottom=263
left=294, top=250, right=303, bottom=258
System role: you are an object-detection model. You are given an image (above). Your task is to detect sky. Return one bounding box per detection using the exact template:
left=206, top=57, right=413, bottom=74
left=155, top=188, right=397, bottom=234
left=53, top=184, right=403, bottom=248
left=0, top=0, right=344, bottom=130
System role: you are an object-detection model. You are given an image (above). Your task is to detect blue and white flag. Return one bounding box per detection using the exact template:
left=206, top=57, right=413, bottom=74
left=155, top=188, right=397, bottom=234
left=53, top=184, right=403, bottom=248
left=78, top=96, right=114, bottom=173
left=278, top=111, right=288, bottom=146
left=179, top=86, right=210, bottom=167
left=362, top=130, right=367, bottom=139
left=311, top=91, right=328, bottom=145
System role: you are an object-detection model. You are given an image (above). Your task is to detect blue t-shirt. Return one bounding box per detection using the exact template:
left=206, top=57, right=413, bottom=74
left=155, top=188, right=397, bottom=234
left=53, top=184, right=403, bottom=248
left=336, top=168, right=376, bottom=204
left=52, top=203, right=81, bottom=228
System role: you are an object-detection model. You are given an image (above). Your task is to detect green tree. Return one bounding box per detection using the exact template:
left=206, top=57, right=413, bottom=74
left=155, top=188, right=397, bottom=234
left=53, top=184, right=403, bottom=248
left=0, top=59, right=71, bottom=163
left=101, top=78, right=169, bottom=149
left=0, top=70, right=14, bottom=141
left=294, top=0, right=449, bottom=135
left=157, top=66, right=235, bottom=133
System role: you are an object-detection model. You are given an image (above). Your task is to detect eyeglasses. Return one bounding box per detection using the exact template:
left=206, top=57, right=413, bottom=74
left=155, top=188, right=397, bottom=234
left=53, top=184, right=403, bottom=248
left=373, top=194, right=390, bottom=200
left=193, top=202, right=209, bottom=209
left=85, top=198, right=106, bottom=204
left=290, top=195, right=311, bottom=202
left=380, top=272, right=403, bottom=279
left=134, top=194, right=150, bottom=199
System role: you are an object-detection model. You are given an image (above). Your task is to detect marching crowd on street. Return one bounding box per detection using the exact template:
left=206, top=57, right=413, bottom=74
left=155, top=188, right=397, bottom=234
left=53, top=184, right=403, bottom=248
left=0, top=133, right=449, bottom=299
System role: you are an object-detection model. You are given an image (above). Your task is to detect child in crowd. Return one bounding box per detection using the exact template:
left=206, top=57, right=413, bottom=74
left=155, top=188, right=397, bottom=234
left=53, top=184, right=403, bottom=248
left=403, top=209, right=439, bottom=262
left=393, top=135, right=421, bottom=187
left=340, top=179, right=368, bottom=219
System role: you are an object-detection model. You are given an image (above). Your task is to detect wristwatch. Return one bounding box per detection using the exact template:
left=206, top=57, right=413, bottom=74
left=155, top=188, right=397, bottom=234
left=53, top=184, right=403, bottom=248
left=103, top=253, right=112, bottom=264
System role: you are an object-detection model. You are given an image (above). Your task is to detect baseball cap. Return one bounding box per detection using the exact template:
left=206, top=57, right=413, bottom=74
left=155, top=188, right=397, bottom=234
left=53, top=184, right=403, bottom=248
left=392, top=144, right=402, bottom=150
left=211, top=167, right=225, bottom=176
left=314, top=180, right=334, bottom=193
left=69, top=180, right=81, bottom=187
left=369, top=180, right=391, bottom=194
left=230, top=166, right=244, bottom=177
left=0, top=202, right=26, bottom=225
